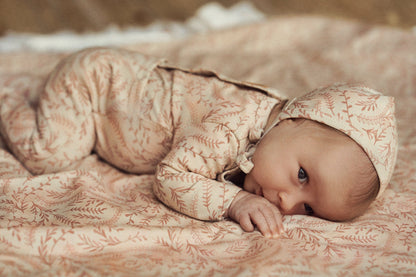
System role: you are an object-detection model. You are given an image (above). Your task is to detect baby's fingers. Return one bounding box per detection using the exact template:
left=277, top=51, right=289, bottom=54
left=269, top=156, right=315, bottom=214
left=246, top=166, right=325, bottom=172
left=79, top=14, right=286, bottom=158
left=260, top=207, right=284, bottom=238
left=249, top=209, right=277, bottom=238
left=251, top=211, right=273, bottom=238
left=272, top=209, right=285, bottom=236
left=239, top=213, right=255, bottom=232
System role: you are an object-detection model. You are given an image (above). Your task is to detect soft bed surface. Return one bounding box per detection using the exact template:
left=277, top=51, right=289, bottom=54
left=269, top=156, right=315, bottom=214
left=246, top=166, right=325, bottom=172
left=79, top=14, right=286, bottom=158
left=1, top=16, right=416, bottom=276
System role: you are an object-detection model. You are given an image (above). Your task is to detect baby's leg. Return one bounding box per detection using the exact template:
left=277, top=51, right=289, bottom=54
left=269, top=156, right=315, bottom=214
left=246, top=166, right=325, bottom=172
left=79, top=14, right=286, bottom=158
left=0, top=47, right=170, bottom=175
left=0, top=74, right=44, bottom=151
left=0, top=50, right=99, bottom=174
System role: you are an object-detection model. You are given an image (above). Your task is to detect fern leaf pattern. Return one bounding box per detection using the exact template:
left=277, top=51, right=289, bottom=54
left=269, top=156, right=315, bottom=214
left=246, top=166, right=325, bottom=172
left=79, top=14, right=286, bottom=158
left=0, top=17, right=415, bottom=276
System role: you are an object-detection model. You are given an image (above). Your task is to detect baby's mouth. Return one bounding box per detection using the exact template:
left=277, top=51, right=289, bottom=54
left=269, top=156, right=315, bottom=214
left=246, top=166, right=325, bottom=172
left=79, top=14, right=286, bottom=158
left=256, top=187, right=264, bottom=197
left=259, top=189, right=281, bottom=210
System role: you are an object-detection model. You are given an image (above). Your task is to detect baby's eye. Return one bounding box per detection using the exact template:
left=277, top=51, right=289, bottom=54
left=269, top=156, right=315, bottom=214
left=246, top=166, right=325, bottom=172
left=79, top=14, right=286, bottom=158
left=304, top=203, right=314, bottom=216
left=298, top=167, right=308, bottom=183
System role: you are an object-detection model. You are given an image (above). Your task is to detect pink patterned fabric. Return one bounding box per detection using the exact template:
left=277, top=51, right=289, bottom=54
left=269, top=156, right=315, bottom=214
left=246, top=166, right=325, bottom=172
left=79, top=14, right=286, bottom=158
left=273, top=83, right=398, bottom=197
left=0, top=47, right=282, bottom=222
left=0, top=16, right=416, bottom=276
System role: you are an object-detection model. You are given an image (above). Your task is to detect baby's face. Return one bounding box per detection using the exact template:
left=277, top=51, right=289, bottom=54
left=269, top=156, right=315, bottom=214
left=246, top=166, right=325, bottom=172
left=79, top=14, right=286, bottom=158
left=244, top=119, right=369, bottom=221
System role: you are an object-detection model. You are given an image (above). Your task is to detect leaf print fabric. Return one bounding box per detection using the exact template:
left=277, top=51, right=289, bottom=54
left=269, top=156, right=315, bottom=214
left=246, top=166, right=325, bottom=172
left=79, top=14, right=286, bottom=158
left=1, top=16, right=416, bottom=276
left=0, top=46, right=281, bottom=222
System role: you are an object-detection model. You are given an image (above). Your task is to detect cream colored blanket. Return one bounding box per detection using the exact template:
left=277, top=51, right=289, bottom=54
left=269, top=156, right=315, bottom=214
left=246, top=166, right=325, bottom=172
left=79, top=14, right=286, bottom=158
left=1, top=16, right=416, bottom=276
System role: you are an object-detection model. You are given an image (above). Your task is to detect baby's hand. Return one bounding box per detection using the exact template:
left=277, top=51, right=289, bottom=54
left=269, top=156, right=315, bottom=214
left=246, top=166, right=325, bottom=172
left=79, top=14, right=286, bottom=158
left=227, top=190, right=284, bottom=238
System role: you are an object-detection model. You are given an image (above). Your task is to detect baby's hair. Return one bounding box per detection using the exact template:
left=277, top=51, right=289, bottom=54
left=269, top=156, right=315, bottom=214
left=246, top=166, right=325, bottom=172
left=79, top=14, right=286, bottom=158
left=347, top=143, right=380, bottom=214
left=325, top=124, right=380, bottom=217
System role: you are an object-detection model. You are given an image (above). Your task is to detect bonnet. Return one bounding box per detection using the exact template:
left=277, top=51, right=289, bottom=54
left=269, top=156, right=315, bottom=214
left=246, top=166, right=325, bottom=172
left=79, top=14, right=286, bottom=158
left=263, top=83, right=398, bottom=198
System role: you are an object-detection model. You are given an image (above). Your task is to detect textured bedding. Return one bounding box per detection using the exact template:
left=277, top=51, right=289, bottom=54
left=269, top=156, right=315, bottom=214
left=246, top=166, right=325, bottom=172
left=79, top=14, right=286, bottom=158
left=1, top=16, right=416, bottom=276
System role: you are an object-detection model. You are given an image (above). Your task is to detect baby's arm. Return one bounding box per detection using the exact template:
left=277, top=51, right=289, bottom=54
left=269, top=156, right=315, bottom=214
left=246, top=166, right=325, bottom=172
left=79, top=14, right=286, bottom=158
left=153, top=105, right=284, bottom=237
left=154, top=127, right=284, bottom=238
left=226, top=190, right=284, bottom=238
left=153, top=123, right=242, bottom=221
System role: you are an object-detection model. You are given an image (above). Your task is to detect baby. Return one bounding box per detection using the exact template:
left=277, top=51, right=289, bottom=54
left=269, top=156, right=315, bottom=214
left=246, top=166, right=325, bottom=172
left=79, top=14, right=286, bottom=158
left=0, top=47, right=398, bottom=238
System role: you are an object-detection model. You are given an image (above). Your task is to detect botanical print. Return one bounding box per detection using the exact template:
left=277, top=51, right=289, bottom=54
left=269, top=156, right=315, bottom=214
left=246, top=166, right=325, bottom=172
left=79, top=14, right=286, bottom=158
left=1, top=16, right=416, bottom=276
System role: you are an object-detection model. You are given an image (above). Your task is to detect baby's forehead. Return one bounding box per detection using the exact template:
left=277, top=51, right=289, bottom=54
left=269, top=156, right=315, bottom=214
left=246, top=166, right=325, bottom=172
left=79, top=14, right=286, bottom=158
left=294, top=119, right=353, bottom=144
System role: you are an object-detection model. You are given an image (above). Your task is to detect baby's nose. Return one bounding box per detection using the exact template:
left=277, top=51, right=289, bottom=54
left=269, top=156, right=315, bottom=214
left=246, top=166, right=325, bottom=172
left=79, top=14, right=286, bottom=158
left=279, top=191, right=306, bottom=215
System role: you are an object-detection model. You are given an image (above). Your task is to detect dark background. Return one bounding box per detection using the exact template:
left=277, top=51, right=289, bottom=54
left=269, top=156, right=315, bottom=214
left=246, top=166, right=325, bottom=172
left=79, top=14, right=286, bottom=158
left=0, top=0, right=415, bottom=35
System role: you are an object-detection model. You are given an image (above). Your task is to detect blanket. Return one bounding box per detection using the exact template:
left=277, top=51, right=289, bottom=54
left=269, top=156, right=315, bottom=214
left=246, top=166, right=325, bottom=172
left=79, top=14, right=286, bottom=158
left=1, top=16, right=416, bottom=276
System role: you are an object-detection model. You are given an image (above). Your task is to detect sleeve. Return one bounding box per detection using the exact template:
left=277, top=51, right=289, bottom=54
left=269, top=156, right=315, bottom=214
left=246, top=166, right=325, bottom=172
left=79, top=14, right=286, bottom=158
left=153, top=122, right=242, bottom=221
